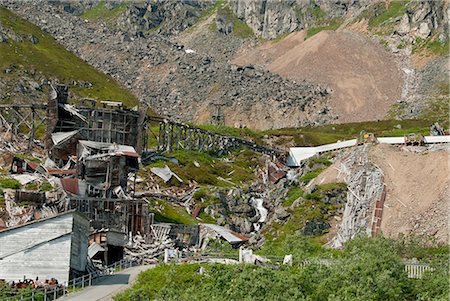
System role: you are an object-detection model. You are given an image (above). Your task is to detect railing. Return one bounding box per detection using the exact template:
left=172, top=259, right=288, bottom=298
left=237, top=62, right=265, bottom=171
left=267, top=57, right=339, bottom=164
left=0, top=258, right=140, bottom=301
left=404, top=262, right=434, bottom=279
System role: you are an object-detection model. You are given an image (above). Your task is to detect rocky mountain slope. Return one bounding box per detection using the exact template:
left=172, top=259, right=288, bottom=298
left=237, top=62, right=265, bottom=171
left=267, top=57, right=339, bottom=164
left=0, top=6, right=138, bottom=106
left=233, top=30, right=403, bottom=123
left=1, top=0, right=448, bottom=129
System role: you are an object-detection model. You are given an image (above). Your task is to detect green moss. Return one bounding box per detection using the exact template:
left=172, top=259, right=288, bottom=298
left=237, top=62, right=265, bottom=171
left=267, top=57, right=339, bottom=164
left=216, top=6, right=254, bottom=38
left=196, top=124, right=263, bottom=144
left=283, top=186, right=304, bottom=207
left=0, top=7, right=138, bottom=106
left=40, top=181, right=53, bottom=192
left=145, top=149, right=259, bottom=187
left=426, top=40, right=449, bottom=56
left=368, top=1, right=408, bottom=28
left=306, top=18, right=342, bottom=39
left=25, top=182, right=39, bottom=191
left=187, top=0, right=225, bottom=33
left=81, top=1, right=107, bottom=19
left=304, top=191, right=322, bottom=201
left=149, top=199, right=197, bottom=224
left=265, top=119, right=432, bottom=146
left=397, top=39, right=407, bottom=49
left=299, top=169, right=324, bottom=184
left=307, top=4, right=326, bottom=20
left=0, top=177, right=21, bottom=189
left=316, top=182, right=347, bottom=192
left=81, top=1, right=128, bottom=24
left=198, top=0, right=226, bottom=21
left=419, top=98, right=450, bottom=127
left=308, top=157, right=332, bottom=169
left=261, top=197, right=343, bottom=256
left=204, top=239, right=238, bottom=256
left=413, top=36, right=449, bottom=56
left=197, top=211, right=216, bottom=223
left=193, top=187, right=208, bottom=200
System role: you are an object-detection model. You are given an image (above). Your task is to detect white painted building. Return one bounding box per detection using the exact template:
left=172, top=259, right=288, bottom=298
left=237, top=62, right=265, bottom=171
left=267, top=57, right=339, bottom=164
left=0, top=211, right=89, bottom=283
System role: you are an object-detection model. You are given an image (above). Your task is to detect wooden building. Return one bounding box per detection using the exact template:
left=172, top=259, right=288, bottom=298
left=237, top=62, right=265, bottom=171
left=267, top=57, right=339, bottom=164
left=0, top=211, right=89, bottom=283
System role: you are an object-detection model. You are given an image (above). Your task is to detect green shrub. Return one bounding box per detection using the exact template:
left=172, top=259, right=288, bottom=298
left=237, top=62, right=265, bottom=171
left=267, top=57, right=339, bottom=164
left=283, top=186, right=304, bottom=206
left=40, top=181, right=53, bottom=192
left=299, top=169, right=324, bottom=183
left=114, top=236, right=448, bottom=301
left=0, top=7, right=139, bottom=106
left=368, top=1, right=408, bottom=28
left=0, top=177, right=21, bottom=189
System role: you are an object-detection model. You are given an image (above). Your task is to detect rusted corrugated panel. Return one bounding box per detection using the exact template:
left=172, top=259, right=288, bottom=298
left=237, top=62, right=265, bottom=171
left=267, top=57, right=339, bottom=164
left=61, top=178, right=79, bottom=195
left=26, top=161, right=40, bottom=171
left=119, top=151, right=139, bottom=158
left=191, top=205, right=202, bottom=218
left=202, top=224, right=248, bottom=243
left=0, top=218, right=6, bottom=230
left=47, top=169, right=77, bottom=175
left=268, top=161, right=286, bottom=184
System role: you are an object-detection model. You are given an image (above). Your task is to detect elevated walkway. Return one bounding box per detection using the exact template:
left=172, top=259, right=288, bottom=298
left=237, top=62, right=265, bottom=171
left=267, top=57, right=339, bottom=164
left=287, top=135, right=450, bottom=167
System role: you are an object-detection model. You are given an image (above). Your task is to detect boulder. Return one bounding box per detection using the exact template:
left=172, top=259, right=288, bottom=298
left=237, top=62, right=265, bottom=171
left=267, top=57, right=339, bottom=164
left=417, top=22, right=431, bottom=38
left=301, top=219, right=330, bottom=236
left=274, top=207, right=290, bottom=221
left=397, top=14, right=410, bottom=36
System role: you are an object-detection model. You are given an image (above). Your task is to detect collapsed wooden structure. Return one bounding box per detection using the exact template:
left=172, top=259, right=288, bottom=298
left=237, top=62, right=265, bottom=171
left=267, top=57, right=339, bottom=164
left=0, top=84, right=285, bottom=161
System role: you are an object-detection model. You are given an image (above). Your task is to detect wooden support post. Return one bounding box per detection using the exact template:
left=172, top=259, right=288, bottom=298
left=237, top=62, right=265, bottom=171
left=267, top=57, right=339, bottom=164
left=28, top=108, right=36, bottom=152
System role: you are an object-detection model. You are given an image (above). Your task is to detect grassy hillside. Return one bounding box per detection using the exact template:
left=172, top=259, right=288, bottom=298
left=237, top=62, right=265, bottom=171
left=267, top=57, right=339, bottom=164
left=0, top=6, right=138, bottom=106
left=81, top=1, right=128, bottom=25
left=198, top=119, right=435, bottom=148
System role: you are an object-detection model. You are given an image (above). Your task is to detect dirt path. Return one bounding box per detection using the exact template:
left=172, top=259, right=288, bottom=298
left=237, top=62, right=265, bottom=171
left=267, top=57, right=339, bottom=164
left=369, top=144, right=449, bottom=242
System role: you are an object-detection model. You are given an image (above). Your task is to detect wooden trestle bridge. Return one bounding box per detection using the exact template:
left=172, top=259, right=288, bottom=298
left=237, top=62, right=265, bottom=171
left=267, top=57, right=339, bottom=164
left=0, top=104, right=285, bottom=159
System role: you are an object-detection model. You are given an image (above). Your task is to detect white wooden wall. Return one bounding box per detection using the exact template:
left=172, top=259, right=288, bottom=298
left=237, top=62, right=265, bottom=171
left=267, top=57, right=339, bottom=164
left=0, top=212, right=86, bottom=283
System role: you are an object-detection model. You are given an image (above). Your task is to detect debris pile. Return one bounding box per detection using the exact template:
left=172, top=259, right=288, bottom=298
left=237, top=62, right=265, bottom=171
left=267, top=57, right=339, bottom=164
left=330, top=145, right=384, bottom=248
left=124, top=232, right=175, bottom=264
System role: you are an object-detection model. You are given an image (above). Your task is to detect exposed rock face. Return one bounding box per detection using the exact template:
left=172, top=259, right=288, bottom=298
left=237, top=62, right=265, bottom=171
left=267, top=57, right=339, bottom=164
left=216, top=9, right=234, bottom=35
left=396, top=1, right=448, bottom=39
left=52, top=0, right=211, bottom=35
left=229, top=0, right=375, bottom=39
left=116, top=1, right=210, bottom=35
left=2, top=0, right=448, bottom=128
left=230, top=0, right=448, bottom=40
left=230, top=0, right=298, bottom=39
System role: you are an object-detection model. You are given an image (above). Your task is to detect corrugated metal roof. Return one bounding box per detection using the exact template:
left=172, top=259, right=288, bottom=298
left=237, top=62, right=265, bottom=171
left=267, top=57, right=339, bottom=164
left=51, top=130, right=79, bottom=146
left=88, top=242, right=105, bottom=258
left=202, top=224, right=248, bottom=243
left=0, top=210, right=84, bottom=233
left=61, top=178, right=79, bottom=195
left=78, top=140, right=139, bottom=158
